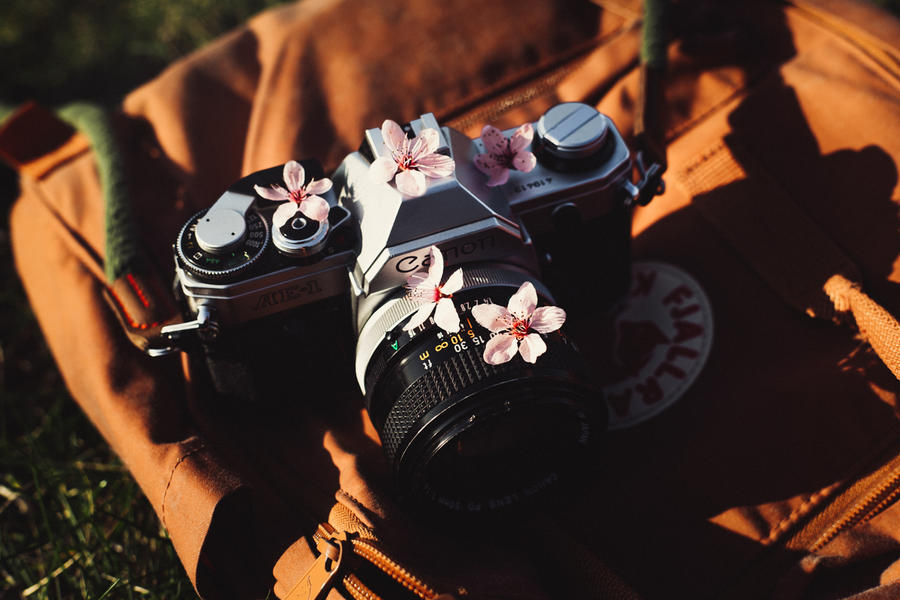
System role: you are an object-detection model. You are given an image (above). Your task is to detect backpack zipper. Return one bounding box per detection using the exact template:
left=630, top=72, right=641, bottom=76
left=805, top=455, right=900, bottom=553
left=288, top=523, right=439, bottom=600
left=347, top=537, right=438, bottom=599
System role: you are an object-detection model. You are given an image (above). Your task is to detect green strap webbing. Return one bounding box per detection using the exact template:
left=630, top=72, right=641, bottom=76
left=55, top=103, right=140, bottom=283
left=641, top=0, right=669, bottom=69
left=1, top=102, right=140, bottom=283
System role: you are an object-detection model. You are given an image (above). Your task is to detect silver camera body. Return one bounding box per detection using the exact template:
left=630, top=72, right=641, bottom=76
left=159, top=103, right=638, bottom=377
left=157, top=102, right=660, bottom=510
left=336, top=105, right=633, bottom=392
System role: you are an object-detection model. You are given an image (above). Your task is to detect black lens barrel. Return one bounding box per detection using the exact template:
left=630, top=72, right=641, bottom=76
left=362, top=282, right=605, bottom=510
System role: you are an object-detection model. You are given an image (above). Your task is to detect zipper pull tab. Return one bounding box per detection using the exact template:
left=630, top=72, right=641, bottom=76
left=284, top=524, right=347, bottom=600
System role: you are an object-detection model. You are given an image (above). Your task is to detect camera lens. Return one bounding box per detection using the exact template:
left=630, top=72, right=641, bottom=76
left=357, top=264, right=604, bottom=511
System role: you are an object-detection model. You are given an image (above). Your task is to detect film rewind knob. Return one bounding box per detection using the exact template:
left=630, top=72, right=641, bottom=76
left=536, top=102, right=609, bottom=160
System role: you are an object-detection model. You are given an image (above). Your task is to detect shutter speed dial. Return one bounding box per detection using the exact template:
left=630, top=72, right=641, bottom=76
left=176, top=208, right=269, bottom=281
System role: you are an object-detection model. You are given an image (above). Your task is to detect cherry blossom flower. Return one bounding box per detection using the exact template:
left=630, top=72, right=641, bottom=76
left=403, top=246, right=464, bottom=333
left=368, top=119, right=455, bottom=197
left=254, top=160, right=332, bottom=228
left=473, top=123, right=538, bottom=186
left=471, top=281, right=566, bottom=364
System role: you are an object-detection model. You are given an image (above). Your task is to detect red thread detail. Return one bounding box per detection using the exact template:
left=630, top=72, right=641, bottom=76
left=126, top=273, right=152, bottom=309
left=106, top=284, right=161, bottom=330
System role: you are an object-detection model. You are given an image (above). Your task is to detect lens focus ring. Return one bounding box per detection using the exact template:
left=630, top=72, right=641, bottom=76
left=356, top=264, right=552, bottom=394
left=378, top=333, right=578, bottom=466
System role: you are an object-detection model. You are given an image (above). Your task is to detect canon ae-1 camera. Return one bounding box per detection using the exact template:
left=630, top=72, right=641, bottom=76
left=151, top=102, right=662, bottom=511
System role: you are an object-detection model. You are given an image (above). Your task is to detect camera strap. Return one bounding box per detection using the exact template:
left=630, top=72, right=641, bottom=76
left=55, top=103, right=181, bottom=351
left=634, top=0, right=667, bottom=170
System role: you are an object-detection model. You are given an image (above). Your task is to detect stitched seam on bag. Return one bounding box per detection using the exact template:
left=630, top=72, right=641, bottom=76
left=104, top=283, right=161, bottom=330
left=125, top=273, right=152, bottom=308
left=440, top=22, right=637, bottom=130
left=160, top=441, right=207, bottom=530
left=788, top=1, right=900, bottom=87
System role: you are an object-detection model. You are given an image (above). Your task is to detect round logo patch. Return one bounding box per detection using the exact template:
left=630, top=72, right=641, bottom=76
left=602, top=261, right=714, bottom=430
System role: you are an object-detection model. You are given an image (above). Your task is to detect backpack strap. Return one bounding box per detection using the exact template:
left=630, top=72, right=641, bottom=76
left=0, top=102, right=178, bottom=349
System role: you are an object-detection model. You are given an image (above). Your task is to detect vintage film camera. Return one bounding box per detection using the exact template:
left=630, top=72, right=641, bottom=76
left=151, top=103, right=662, bottom=511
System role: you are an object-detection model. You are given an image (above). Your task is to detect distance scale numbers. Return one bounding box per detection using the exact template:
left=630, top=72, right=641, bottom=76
left=417, top=320, right=487, bottom=372
left=392, top=297, right=500, bottom=381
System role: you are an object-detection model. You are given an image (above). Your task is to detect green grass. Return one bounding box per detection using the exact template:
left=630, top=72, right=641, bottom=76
left=0, top=0, right=282, bottom=106
left=0, top=167, right=192, bottom=598
left=0, top=2, right=281, bottom=598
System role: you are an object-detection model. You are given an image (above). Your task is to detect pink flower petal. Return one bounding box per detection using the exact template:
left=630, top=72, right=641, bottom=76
left=442, top=268, right=464, bottom=295
left=509, top=123, right=534, bottom=154
left=512, top=151, right=537, bottom=173
left=483, top=333, right=519, bottom=365
left=273, top=202, right=299, bottom=228
left=406, top=270, right=431, bottom=290
left=411, top=128, right=440, bottom=159
left=283, top=160, right=305, bottom=191
left=403, top=302, right=435, bottom=331
left=434, top=297, right=461, bottom=333
left=305, top=178, right=332, bottom=195
left=254, top=183, right=290, bottom=201
left=423, top=245, right=443, bottom=288
left=395, top=169, right=427, bottom=196
left=415, top=153, right=455, bottom=178
left=409, top=136, right=428, bottom=161
left=480, top=125, right=507, bottom=155
left=298, top=195, right=330, bottom=222
left=381, top=119, right=407, bottom=153
left=471, top=303, right=513, bottom=333
left=508, top=281, right=537, bottom=319
left=518, top=333, right=547, bottom=364
left=486, top=168, right=510, bottom=187
left=369, top=156, right=399, bottom=183
left=530, top=306, right=566, bottom=333
left=473, top=154, right=498, bottom=175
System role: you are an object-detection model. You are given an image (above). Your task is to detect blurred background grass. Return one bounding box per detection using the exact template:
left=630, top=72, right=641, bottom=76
left=0, top=2, right=281, bottom=598
left=2, top=0, right=900, bottom=598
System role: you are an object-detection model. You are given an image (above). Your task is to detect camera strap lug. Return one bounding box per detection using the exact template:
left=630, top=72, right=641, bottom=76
left=146, top=305, right=219, bottom=357
left=623, top=150, right=666, bottom=207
